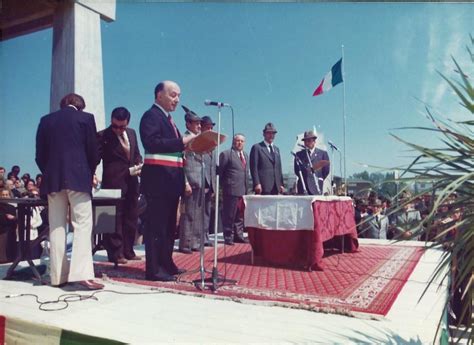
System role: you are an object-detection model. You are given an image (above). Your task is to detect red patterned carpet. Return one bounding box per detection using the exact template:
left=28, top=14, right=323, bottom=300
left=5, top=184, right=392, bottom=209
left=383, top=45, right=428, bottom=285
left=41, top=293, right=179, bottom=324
left=94, top=244, right=424, bottom=317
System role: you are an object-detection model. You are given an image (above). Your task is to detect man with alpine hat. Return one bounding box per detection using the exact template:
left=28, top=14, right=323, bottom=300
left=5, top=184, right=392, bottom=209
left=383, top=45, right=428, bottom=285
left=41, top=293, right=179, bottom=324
left=178, top=106, right=205, bottom=253
left=249, top=122, right=285, bottom=195
left=294, top=130, right=330, bottom=195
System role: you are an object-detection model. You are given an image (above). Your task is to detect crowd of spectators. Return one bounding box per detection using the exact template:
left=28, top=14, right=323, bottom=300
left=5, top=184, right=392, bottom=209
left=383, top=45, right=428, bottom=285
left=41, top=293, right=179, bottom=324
left=0, top=165, right=47, bottom=263
left=352, top=190, right=462, bottom=242
left=0, top=165, right=42, bottom=199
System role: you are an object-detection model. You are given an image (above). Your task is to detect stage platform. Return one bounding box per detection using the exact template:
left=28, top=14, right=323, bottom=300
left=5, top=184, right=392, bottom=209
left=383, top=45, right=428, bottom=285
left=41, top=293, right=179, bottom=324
left=0, top=238, right=452, bottom=344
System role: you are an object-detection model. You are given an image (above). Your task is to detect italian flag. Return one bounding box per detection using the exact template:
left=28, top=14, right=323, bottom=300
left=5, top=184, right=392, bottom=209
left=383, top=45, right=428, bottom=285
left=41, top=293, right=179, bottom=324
left=313, top=58, right=343, bottom=96
left=0, top=315, right=125, bottom=345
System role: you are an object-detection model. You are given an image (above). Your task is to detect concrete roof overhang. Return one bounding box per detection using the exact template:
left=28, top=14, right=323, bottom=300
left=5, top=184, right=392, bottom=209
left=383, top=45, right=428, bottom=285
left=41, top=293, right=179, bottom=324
left=0, top=0, right=115, bottom=41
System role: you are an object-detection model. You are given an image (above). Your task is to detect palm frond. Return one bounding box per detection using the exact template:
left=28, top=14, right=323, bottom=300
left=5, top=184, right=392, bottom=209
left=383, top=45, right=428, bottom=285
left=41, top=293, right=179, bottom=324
left=387, top=37, right=473, bottom=343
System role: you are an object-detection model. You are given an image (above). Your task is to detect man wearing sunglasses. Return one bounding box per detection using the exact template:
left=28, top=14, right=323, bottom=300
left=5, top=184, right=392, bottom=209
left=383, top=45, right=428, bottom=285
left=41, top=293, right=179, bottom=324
left=97, top=107, right=143, bottom=265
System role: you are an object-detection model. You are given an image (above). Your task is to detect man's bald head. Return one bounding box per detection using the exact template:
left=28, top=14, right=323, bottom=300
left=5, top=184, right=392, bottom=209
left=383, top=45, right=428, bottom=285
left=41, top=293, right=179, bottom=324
left=154, top=80, right=181, bottom=113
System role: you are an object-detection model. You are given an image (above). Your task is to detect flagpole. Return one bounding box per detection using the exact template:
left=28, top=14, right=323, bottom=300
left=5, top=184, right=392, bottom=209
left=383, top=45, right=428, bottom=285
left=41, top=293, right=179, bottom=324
left=341, top=44, right=347, bottom=195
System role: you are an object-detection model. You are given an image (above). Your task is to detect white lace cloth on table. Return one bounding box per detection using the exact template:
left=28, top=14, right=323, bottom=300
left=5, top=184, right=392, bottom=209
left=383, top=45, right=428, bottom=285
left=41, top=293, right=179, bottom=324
left=243, top=195, right=352, bottom=231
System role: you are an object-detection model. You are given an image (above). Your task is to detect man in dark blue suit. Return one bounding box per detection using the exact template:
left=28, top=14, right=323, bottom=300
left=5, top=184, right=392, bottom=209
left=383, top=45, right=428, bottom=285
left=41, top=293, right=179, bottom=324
left=294, top=130, right=330, bottom=195
left=249, top=123, right=285, bottom=195
left=139, top=81, right=195, bottom=282
left=35, top=93, right=102, bottom=290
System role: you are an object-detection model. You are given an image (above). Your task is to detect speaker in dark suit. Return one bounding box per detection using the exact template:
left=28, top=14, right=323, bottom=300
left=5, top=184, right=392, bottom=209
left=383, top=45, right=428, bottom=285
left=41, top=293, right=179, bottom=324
left=139, top=81, right=195, bottom=282
left=36, top=93, right=102, bottom=289
left=249, top=122, right=285, bottom=195
left=294, top=130, right=330, bottom=195
left=97, top=107, right=143, bottom=263
left=219, top=134, right=250, bottom=245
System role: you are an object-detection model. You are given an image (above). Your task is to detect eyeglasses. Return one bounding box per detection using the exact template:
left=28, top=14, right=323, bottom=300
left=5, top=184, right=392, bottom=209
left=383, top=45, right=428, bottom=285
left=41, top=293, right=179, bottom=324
left=111, top=124, right=127, bottom=130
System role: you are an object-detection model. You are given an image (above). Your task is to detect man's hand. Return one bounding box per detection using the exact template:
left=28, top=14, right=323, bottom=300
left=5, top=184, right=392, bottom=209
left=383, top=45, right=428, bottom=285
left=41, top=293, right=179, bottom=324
left=129, top=163, right=143, bottom=176
left=6, top=214, right=15, bottom=220
left=92, top=175, right=101, bottom=189
left=254, top=184, right=262, bottom=194
left=182, top=133, right=197, bottom=146
left=279, top=185, right=286, bottom=194
left=185, top=183, right=192, bottom=196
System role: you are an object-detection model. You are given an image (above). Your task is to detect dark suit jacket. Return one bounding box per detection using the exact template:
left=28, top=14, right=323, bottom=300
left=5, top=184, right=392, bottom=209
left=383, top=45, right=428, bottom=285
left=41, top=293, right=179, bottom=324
left=139, top=104, right=185, bottom=197
left=35, top=106, right=99, bottom=195
left=0, top=203, right=17, bottom=263
left=294, top=148, right=330, bottom=195
left=219, top=149, right=249, bottom=197
left=97, top=127, right=142, bottom=195
left=249, top=141, right=284, bottom=194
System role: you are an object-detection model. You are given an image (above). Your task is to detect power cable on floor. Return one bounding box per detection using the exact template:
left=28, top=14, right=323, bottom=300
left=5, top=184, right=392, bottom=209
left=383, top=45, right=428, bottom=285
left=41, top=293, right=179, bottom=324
left=4, top=289, right=166, bottom=312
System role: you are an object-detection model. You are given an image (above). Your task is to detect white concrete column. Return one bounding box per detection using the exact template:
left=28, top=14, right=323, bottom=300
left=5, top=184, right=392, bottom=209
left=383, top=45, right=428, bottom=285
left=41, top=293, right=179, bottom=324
left=50, top=1, right=106, bottom=132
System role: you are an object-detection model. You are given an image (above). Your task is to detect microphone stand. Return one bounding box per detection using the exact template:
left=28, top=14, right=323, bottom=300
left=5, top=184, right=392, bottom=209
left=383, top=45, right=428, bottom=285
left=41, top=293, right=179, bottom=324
left=328, top=142, right=344, bottom=250
left=291, top=152, right=308, bottom=195
left=329, top=146, right=335, bottom=195
left=305, top=149, right=321, bottom=195
left=328, top=142, right=342, bottom=195
left=191, top=153, right=213, bottom=289
left=197, top=105, right=236, bottom=292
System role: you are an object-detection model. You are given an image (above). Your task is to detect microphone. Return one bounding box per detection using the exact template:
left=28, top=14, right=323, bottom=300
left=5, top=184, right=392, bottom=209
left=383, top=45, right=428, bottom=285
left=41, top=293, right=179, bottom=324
left=328, top=140, right=340, bottom=151
left=204, top=100, right=230, bottom=107
left=291, top=152, right=305, bottom=168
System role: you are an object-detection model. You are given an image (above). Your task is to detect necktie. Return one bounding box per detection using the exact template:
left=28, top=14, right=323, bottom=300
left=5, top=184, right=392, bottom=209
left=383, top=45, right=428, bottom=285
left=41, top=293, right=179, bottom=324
left=168, top=114, right=179, bottom=139
left=269, top=145, right=275, bottom=159
left=239, top=151, right=246, bottom=169
left=119, top=133, right=131, bottom=160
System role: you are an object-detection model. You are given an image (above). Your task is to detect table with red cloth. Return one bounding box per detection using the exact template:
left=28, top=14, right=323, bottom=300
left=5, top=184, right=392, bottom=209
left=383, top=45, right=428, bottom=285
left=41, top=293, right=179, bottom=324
left=243, top=195, right=359, bottom=270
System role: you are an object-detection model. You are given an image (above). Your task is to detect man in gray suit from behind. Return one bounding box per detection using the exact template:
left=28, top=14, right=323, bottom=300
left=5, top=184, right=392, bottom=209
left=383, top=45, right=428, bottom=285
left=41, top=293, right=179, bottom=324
left=178, top=106, right=203, bottom=253
left=219, top=134, right=250, bottom=245
left=249, top=123, right=285, bottom=195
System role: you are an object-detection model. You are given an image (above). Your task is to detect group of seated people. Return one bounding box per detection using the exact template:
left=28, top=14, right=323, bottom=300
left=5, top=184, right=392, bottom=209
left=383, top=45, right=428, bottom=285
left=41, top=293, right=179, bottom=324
left=0, top=165, right=42, bottom=199
left=0, top=165, right=48, bottom=263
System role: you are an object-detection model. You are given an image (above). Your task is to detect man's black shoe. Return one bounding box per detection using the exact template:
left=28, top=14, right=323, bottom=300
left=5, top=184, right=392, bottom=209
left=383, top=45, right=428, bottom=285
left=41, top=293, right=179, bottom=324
left=224, top=239, right=234, bottom=246
left=114, top=257, right=128, bottom=265
left=146, top=274, right=176, bottom=282
left=234, top=236, right=249, bottom=244
left=204, top=241, right=214, bottom=247
left=170, top=268, right=186, bottom=275
left=178, top=248, right=192, bottom=254
left=52, top=282, right=68, bottom=288
left=125, top=255, right=142, bottom=261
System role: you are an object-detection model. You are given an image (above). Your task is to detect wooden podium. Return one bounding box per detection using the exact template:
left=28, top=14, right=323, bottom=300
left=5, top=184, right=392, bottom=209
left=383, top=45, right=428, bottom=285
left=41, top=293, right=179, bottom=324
left=186, top=130, right=226, bottom=154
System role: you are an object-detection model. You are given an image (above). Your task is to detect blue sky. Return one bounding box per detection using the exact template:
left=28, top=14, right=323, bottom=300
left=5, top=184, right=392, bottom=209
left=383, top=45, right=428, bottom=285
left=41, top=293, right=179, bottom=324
left=1, top=2, right=472, bottom=179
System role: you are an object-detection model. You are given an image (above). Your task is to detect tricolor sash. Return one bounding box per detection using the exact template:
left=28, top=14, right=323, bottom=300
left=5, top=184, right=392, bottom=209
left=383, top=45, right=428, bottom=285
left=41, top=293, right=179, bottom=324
left=144, top=152, right=184, bottom=168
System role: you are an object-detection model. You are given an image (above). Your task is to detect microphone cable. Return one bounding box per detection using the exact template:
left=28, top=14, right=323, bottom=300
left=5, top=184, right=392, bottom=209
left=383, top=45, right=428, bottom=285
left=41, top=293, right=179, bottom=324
left=4, top=289, right=166, bottom=312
